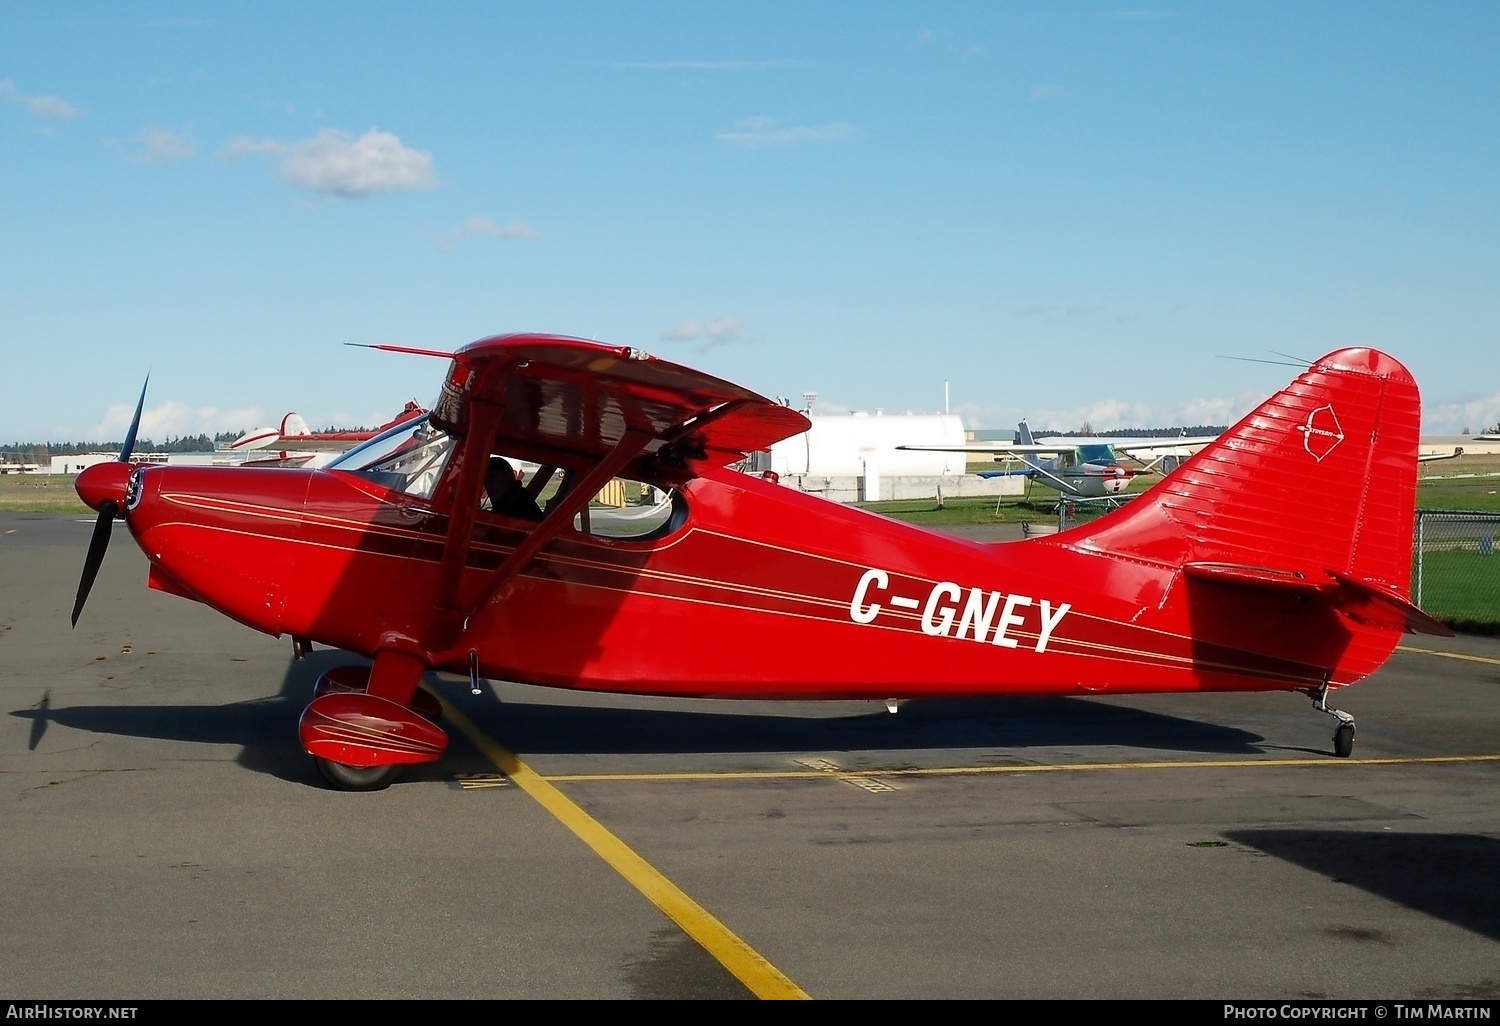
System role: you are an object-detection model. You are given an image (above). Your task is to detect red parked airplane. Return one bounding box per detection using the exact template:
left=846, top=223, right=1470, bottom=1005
left=71, top=335, right=1450, bottom=790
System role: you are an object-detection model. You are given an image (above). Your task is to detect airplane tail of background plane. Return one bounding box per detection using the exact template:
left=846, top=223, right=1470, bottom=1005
left=1066, top=348, right=1447, bottom=638
left=1012, top=420, right=1045, bottom=473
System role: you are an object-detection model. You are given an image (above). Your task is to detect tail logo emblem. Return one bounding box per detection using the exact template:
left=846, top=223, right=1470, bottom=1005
left=1298, top=404, right=1344, bottom=462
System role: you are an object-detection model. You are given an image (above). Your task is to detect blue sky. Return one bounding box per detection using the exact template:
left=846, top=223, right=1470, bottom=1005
left=2, top=2, right=1497, bottom=444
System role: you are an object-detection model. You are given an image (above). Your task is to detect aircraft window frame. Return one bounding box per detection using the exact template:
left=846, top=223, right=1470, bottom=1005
left=1076, top=444, right=1117, bottom=465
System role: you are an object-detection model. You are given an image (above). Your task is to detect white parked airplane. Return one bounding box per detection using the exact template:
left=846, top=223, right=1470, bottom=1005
left=899, top=420, right=1220, bottom=499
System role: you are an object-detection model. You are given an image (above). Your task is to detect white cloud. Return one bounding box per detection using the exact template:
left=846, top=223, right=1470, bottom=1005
left=138, top=129, right=196, bottom=163
left=275, top=128, right=436, bottom=199
left=958, top=391, right=1268, bottom=433
left=460, top=216, right=540, bottom=240
left=87, top=401, right=268, bottom=443
left=436, top=216, right=541, bottom=251
left=957, top=378, right=1500, bottom=438
left=1423, top=392, right=1500, bottom=435
left=0, top=78, right=84, bottom=120
left=717, top=117, right=857, bottom=149
left=217, top=136, right=286, bottom=163
left=660, top=316, right=750, bottom=352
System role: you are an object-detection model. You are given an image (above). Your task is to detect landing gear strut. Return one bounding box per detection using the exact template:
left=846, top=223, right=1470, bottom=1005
left=1305, top=675, right=1356, bottom=758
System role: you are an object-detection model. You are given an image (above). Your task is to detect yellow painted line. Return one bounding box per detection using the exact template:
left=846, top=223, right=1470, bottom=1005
left=1397, top=645, right=1500, bottom=667
left=543, top=752, right=1500, bottom=783
left=431, top=689, right=810, bottom=1000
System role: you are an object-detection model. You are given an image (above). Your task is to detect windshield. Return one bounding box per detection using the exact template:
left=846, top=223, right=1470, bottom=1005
left=1076, top=444, right=1118, bottom=466
left=325, top=415, right=456, bottom=500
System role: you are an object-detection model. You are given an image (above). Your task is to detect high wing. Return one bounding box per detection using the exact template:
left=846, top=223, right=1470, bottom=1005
left=430, top=334, right=809, bottom=474
left=896, top=442, right=1074, bottom=457
left=896, top=437, right=1219, bottom=458
left=418, top=333, right=810, bottom=649
left=1108, top=436, right=1221, bottom=453
left=1417, top=447, right=1463, bottom=463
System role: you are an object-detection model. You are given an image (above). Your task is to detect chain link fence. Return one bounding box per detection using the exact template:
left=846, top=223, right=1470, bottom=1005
left=1414, top=509, right=1500, bottom=633
left=1033, top=503, right=1499, bottom=634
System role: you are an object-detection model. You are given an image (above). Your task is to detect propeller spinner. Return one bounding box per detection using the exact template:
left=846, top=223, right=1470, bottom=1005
left=71, top=377, right=148, bottom=627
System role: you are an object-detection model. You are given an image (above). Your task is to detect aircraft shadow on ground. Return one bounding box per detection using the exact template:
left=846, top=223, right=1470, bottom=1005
left=443, top=684, right=1271, bottom=759
left=12, top=648, right=1277, bottom=786
left=1225, top=829, right=1500, bottom=944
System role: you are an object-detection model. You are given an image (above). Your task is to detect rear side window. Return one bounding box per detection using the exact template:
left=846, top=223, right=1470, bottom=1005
left=572, top=479, right=687, bottom=541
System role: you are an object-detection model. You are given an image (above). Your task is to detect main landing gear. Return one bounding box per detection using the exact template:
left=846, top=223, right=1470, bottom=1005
left=314, top=756, right=402, bottom=792
left=1305, top=676, right=1356, bottom=758
left=298, top=660, right=449, bottom=791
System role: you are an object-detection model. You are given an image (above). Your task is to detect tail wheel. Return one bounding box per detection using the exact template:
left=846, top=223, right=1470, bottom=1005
left=314, top=757, right=401, bottom=792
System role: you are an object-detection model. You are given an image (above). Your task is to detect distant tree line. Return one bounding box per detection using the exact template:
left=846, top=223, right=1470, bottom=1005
left=0, top=431, right=247, bottom=462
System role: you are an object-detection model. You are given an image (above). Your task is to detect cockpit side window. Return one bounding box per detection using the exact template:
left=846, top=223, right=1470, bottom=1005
left=471, top=456, right=688, bottom=542
left=568, top=474, right=687, bottom=541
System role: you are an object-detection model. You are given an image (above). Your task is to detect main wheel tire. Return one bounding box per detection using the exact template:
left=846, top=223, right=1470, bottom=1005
left=314, top=756, right=400, bottom=791
left=1333, top=723, right=1355, bottom=759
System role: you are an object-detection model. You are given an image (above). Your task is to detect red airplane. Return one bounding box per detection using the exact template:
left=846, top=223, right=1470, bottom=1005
left=71, top=335, right=1451, bottom=790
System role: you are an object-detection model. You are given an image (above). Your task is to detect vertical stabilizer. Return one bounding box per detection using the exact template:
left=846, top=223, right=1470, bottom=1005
left=1069, top=349, right=1421, bottom=597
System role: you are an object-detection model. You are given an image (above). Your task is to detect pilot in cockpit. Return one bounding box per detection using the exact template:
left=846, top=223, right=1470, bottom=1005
left=484, top=456, right=544, bottom=521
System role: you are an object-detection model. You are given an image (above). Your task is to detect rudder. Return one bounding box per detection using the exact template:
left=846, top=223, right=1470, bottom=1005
left=1071, top=348, right=1421, bottom=597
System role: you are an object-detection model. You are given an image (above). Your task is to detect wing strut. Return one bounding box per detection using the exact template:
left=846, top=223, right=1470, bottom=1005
left=425, top=400, right=505, bottom=647
left=1024, top=461, right=1080, bottom=494
left=424, top=426, right=654, bottom=652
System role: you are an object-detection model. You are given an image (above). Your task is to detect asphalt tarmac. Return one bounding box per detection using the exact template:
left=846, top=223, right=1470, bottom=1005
left=3, top=511, right=1499, bottom=1000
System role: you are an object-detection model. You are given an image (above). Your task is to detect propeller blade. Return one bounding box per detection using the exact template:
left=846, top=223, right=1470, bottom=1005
left=73, top=375, right=147, bottom=628
left=71, top=499, right=117, bottom=628
left=119, top=375, right=149, bottom=462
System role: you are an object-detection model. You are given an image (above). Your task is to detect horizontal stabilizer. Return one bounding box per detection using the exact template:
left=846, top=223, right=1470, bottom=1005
left=1182, top=562, right=1320, bottom=595
left=1323, top=569, right=1454, bottom=637
left=1183, top=562, right=1453, bottom=637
